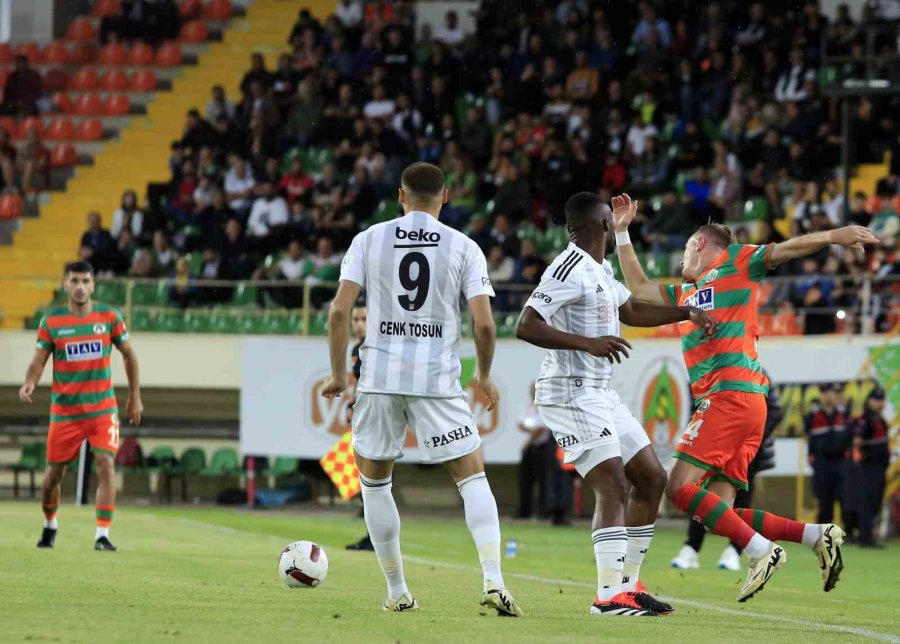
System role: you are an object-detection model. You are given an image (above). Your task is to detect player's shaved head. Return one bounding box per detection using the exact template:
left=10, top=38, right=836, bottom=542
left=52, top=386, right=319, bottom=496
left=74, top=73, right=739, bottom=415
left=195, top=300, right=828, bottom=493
left=695, top=223, right=736, bottom=249
left=401, top=162, right=445, bottom=200
left=564, top=191, right=611, bottom=233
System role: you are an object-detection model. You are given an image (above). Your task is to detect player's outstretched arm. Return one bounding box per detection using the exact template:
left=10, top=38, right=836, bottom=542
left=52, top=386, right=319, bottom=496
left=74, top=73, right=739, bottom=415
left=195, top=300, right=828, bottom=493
left=515, top=307, right=632, bottom=364
left=19, top=348, right=50, bottom=403
left=117, top=340, right=143, bottom=425
left=768, top=226, right=878, bottom=266
left=468, top=294, right=499, bottom=411
left=619, top=298, right=717, bottom=338
left=322, top=279, right=361, bottom=399
left=611, top=193, right=667, bottom=305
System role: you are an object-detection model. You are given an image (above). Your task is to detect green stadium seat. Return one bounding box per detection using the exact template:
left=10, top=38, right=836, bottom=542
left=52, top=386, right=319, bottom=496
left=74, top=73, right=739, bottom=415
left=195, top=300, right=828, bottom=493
left=200, top=447, right=240, bottom=476
left=12, top=442, right=47, bottom=496
left=238, top=313, right=266, bottom=334
left=516, top=223, right=540, bottom=242
left=308, top=310, right=328, bottom=335
left=263, top=313, right=293, bottom=335
left=645, top=254, right=668, bottom=279
left=165, top=447, right=207, bottom=502
left=158, top=310, right=186, bottom=333
left=131, top=309, right=153, bottom=331
left=185, top=310, right=213, bottom=333
left=144, top=445, right=176, bottom=472
left=370, top=200, right=399, bottom=225
left=262, top=456, right=298, bottom=478
left=130, top=283, right=155, bottom=305
left=211, top=311, right=240, bottom=334
left=539, top=226, right=569, bottom=254
left=94, top=282, right=125, bottom=304
left=27, top=310, right=43, bottom=330
left=743, top=197, right=769, bottom=221
left=53, top=288, right=67, bottom=303
left=674, top=171, right=692, bottom=196
left=498, top=314, right=518, bottom=338
left=232, top=282, right=258, bottom=307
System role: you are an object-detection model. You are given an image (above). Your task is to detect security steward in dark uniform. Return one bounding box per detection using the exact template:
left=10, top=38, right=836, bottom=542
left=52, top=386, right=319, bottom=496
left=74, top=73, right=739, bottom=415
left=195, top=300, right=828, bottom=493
left=804, top=383, right=849, bottom=524
left=845, top=387, right=890, bottom=548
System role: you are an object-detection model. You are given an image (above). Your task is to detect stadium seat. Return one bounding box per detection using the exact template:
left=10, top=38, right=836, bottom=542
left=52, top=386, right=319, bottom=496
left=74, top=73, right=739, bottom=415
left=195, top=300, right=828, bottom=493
left=75, top=118, right=104, bottom=141
left=370, top=200, right=398, bottom=224
left=70, top=68, right=99, bottom=91
left=0, top=117, right=13, bottom=137
left=50, top=143, right=77, bottom=167
left=178, top=0, right=203, bottom=19
left=46, top=117, right=75, bottom=141
left=743, top=197, right=769, bottom=221
left=51, top=91, right=72, bottom=113
left=14, top=43, right=41, bottom=64
left=92, top=0, right=122, bottom=17
left=144, top=445, right=177, bottom=472
left=0, top=43, right=12, bottom=64
left=185, top=310, right=213, bottom=333
left=262, top=456, right=298, bottom=479
left=308, top=310, right=328, bottom=335
left=103, top=94, right=131, bottom=116
left=128, top=42, right=154, bottom=66
left=41, top=41, right=69, bottom=65
left=155, top=42, right=183, bottom=67
left=42, top=68, right=69, bottom=93
left=65, top=17, right=97, bottom=42
left=17, top=116, right=44, bottom=138
left=211, top=311, right=240, bottom=334
left=204, top=0, right=233, bottom=20
left=68, top=43, right=97, bottom=65
left=539, top=225, right=568, bottom=254
left=74, top=94, right=103, bottom=115
left=99, top=42, right=127, bottom=66
left=11, top=442, right=46, bottom=498
left=231, top=282, right=257, bottom=307
left=100, top=69, right=128, bottom=91
left=0, top=68, right=8, bottom=91
left=94, top=281, right=126, bottom=304
left=0, top=194, right=24, bottom=220
left=179, top=20, right=209, bottom=43
left=200, top=448, right=240, bottom=476
left=155, top=310, right=184, bottom=332
left=130, top=69, right=157, bottom=91
left=131, top=309, right=153, bottom=331
left=166, top=447, right=207, bottom=501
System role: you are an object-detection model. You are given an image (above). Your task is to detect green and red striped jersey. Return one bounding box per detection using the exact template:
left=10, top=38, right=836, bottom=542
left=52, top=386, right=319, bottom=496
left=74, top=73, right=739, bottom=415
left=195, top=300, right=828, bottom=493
left=35, top=303, right=128, bottom=422
left=660, top=243, right=774, bottom=404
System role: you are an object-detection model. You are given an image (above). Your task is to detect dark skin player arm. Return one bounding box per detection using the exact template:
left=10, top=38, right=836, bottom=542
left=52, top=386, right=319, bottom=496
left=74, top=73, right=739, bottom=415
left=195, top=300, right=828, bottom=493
left=619, top=298, right=718, bottom=337
left=515, top=307, right=633, bottom=364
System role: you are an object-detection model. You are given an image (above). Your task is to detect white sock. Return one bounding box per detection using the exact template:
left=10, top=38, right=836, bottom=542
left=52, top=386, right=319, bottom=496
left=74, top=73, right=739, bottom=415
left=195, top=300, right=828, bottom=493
left=592, top=527, right=627, bottom=601
left=360, top=475, right=409, bottom=601
left=622, top=524, right=654, bottom=591
left=95, top=526, right=109, bottom=540
left=744, top=533, right=772, bottom=559
left=802, top=523, right=822, bottom=548
left=44, top=518, right=58, bottom=530
left=457, top=473, right=504, bottom=589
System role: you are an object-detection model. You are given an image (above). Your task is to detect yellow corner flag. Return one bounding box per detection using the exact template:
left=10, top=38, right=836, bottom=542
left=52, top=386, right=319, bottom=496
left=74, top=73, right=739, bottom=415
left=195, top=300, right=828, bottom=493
left=319, top=431, right=361, bottom=500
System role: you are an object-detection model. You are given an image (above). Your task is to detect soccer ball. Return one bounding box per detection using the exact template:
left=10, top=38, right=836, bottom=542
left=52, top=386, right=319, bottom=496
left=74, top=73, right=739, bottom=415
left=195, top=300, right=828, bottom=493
left=278, top=541, right=328, bottom=588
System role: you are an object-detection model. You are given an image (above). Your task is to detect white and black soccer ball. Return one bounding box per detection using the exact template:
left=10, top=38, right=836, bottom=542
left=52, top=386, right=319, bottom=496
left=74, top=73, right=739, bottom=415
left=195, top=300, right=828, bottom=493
left=278, top=541, right=328, bottom=588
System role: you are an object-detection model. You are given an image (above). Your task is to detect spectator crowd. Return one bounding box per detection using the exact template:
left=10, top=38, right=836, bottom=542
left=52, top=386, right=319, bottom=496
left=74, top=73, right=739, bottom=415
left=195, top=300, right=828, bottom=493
left=67, top=0, right=899, bottom=331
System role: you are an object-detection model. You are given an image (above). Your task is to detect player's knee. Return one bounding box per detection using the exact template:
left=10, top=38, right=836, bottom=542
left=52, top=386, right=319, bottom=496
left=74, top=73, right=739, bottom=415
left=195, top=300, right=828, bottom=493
left=635, top=461, right=667, bottom=502
left=44, top=465, right=65, bottom=486
left=94, top=454, right=115, bottom=474
left=665, top=474, right=687, bottom=503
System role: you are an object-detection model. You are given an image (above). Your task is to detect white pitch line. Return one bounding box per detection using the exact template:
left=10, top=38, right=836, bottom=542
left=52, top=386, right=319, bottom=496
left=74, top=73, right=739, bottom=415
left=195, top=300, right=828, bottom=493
left=404, top=555, right=900, bottom=643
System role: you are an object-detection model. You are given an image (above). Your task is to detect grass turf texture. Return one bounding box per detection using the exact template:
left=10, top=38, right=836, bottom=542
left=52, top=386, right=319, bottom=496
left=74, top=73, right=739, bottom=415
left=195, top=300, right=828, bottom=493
left=2, top=502, right=899, bottom=643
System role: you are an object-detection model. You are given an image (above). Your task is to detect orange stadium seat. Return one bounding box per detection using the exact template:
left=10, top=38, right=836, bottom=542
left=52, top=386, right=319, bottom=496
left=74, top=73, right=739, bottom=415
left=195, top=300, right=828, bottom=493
left=74, top=93, right=103, bottom=115
left=17, top=116, right=45, bottom=139
left=66, top=18, right=97, bottom=43
left=103, top=94, right=130, bottom=116
left=99, top=42, right=127, bottom=65
left=50, top=143, right=78, bottom=167
left=92, top=0, right=122, bottom=17
left=43, top=68, right=69, bottom=93
left=178, top=0, right=203, bottom=19
left=0, top=194, right=24, bottom=220
left=41, top=41, right=69, bottom=65
left=0, top=68, right=8, bottom=90
left=69, top=43, right=97, bottom=65
left=100, top=69, right=129, bottom=90
left=128, top=42, right=154, bottom=65
left=70, top=68, right=99, bottom=91
left=76, top=118, right=103, bottom=141
left=46, top=117, right=75, bottom=140
left=51, top=92, right=73, bottom=113
left=129, top=69, right=157, bottom=91
left=0, top=43, right=13, bottom=64
left=155, top=42, right=183, bottom=67
left=0, top=117, right=15, bottom=136
left=179, top=20, right=208, bottom=43
left=204, top=0, right=233, bottom=20
left=14, top=43, right=41, bottom=64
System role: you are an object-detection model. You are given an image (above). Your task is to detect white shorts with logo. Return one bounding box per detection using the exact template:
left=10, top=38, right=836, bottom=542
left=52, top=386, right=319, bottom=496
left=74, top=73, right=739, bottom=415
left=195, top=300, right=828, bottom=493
left=538, top=387, right=651, bottom=477
left=352, top=392, right=482, bottom=464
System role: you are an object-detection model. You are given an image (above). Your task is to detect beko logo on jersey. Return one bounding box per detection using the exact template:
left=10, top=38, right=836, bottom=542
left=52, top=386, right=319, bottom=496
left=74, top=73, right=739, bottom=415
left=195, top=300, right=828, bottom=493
left=428, top=425, right=473, bottom=448
left=395, top=228, right=441, bottom=243
left=65, top=340, right=103, bottom=361
left=380, top=320, right=444, bottom=338
left=531, top=291, right=553, bottom=303
left=685, top=287, right=714, bottom=311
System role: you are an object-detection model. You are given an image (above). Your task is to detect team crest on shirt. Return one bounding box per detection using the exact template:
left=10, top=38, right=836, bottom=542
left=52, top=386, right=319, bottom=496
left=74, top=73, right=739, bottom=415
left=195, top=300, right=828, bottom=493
left=684, top=287, right=714, bottom=311
left=698, top=400, right=711, bottom=413
left=93, top=323, right=106, bottom=334
left=703, top=269, right=718, bottom=283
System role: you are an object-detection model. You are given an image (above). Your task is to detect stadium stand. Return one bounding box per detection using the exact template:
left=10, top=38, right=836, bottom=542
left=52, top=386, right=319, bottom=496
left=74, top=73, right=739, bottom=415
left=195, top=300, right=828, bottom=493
left=0, top=0, right=897, bottom=337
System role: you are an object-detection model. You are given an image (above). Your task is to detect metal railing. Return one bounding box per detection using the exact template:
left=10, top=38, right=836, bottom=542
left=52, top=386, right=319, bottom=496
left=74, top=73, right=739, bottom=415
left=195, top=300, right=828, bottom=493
left=18, top=272, right=898, bottom=336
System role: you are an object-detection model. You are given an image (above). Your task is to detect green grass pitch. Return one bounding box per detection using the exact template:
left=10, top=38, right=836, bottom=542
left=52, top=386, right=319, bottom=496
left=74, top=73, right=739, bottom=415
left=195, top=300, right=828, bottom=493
left=2, top=501, right=898, bottom=643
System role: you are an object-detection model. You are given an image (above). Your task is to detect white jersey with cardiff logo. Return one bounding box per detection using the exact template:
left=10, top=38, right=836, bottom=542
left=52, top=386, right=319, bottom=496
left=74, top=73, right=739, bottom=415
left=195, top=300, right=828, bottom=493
left=525, top=243, right=632, bottom=406
left=340, top=210, right=495, bottom=397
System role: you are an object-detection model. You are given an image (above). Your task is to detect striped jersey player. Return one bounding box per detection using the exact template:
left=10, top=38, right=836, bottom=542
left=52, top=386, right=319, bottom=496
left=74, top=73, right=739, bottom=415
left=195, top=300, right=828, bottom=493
left=20, top=261, right=142, bottom=553
left=322, top=162, right=522, bottom=616
left=613, top=193, right=877, bottom=602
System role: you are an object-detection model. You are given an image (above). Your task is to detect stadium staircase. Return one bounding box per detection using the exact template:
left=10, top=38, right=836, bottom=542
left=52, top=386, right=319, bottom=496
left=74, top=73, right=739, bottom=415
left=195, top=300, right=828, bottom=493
left=0, top=0, right=331, bottom=329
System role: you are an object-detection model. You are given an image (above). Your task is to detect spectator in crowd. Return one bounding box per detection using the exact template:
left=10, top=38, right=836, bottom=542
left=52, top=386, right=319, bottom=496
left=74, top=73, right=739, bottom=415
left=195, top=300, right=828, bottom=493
left=205, top=85, right=236, bottom=122
left=254, top=238, right=307, bottom=308
left=168, top=256, right=196, bottom=309
left=218, top=217, right=253, bottom=279
left=150, top=229, right=177, bottom=277
left=181, top=109, right=217, bottom=154
left=79, top=212, right=115, bottom=273
left=16, top=128, right=50, bottom=194
left=241, top=52, right=273, bottom=95
left=246, top=181, right=289, bottom=251
left=224, top=155, right=256, bottom=214
left=335, top=0, right=363, bottom=30
left=434, top=10, right=465, bottom=47
left=198, top=246, right=234, bottom=304
left=111, top=228, right=138, bottom=275
left=2, top=55, right=43, bottom=115
left=111, top=190, right=144, bottom=241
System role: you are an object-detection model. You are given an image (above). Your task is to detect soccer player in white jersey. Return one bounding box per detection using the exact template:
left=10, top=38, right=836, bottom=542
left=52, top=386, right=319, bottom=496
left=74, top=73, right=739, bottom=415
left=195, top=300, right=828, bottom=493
left=516, top=192, right=717, bottom=617
left=322, top=163, right=523, bottom=616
